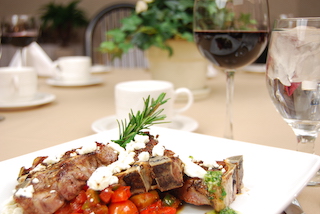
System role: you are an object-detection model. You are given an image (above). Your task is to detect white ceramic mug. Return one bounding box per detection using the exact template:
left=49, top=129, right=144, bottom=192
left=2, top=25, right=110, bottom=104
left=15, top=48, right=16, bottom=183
left=115, top=80, right=194, bottom=127
left=0, top=67, right=38, bottom=102
left=54, top=56, right=91, bottom=82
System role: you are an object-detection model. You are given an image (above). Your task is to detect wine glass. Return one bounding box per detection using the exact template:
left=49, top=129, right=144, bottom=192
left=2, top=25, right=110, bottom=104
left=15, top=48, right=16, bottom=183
left=0, top=22, right=4, bottom=121
left=193, top=0, right=270, bottom=139
left=266, top=17, right=320, bottom=186
left=1, top=14, right=39, bottom=66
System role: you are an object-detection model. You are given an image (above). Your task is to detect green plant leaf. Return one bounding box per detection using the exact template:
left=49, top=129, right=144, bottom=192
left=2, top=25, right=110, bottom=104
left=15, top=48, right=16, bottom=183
left=121, top=15, right=142, bottom=32
left=119, top=42, right=134, bottom=53
left=107, top=29, right=126, bottom=43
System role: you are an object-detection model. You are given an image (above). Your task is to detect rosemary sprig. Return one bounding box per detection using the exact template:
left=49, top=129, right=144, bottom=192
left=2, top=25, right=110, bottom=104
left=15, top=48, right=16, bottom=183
left=112, top=93, right=169, bottom=148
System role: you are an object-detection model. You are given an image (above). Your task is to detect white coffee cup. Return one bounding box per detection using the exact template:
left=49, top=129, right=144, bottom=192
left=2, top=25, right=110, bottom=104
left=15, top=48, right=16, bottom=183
left=54, top=56, right=91, bottom=82
left=115, top=80, right=194, bottom=127
left=0, top=67, right=38, bottom=102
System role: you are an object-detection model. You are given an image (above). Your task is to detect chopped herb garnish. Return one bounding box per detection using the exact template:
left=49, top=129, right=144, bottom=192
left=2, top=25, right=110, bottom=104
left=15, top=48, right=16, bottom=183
left=204, top=171, right=223, bottom=192
left=219, top=207, right=238, bottom=214
left=205, top=207, right=238, bottom=214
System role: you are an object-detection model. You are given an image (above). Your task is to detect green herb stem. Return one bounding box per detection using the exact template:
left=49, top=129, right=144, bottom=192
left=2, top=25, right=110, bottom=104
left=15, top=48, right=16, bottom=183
left=112, top=93, right=169, bottom=147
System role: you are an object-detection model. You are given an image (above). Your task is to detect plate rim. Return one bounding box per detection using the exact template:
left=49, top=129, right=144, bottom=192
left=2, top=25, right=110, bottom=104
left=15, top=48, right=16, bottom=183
left=1, top=127, right=320, bottom=214
left=46, top=76, right=103, bottom=86
left=0, top=92, right=56, bottom=109
left=91, top=115, right=199, bottom=133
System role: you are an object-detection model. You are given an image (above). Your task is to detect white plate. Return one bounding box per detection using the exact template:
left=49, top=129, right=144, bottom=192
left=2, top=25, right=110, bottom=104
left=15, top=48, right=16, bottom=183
left=1, top=127, right=320, bottom=214
left=242, top=63, right=266, bottom=73
left=0, top=92, right=56, bottom=109
left=46, top=76, right=103, bottom=87
left=91, top=115, right=199, bottom=133
left=91, top=65, right=112, bottom=73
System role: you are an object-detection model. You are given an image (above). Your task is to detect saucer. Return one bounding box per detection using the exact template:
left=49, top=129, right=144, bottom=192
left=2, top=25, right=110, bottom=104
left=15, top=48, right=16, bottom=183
left=91, top=115, right=199, bottom=133
left=91, top=65, right=112, bottom=73
left=176, top=87, right=211, bottom=101
left=46, top=76, right=103, bottom=87
left=0, top=92, right=56, bottom=109
left=242, top=63, right=266, bottom=73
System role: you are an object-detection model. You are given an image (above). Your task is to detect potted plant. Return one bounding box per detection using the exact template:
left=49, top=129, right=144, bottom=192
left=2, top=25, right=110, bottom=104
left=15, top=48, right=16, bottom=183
left=100, top=0, right=210, bottom=99
left=39, top=0, right=88, bottom=47
left=99, top=0, right=194, bottom=57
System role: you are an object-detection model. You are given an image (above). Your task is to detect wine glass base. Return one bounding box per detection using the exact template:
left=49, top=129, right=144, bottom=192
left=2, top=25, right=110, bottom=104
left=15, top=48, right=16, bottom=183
left=307, top=170, right=320, bottom=186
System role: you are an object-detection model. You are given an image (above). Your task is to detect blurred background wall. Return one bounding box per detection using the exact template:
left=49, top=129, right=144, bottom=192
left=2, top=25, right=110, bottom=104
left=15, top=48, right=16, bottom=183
left=0, top=0, right=319, bottom=24
left=0, top=0, right=136, bottom=18
left=0, top=0, right=319, bottom=65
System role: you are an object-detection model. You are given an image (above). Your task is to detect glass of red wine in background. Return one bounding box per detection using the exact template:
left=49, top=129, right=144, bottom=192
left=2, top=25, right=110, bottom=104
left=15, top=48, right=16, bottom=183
left=2, top=14, right=39, bottom=66
left=0, top=23, right=4, bottom=121
left=193, top=0, right=270, bottom=139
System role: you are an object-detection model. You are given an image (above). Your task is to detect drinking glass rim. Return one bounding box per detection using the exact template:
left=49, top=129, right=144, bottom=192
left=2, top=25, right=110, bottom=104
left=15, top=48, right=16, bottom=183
left=277, top=17, right=320, bottom=21
left=274, top=17, right=320, bottom=29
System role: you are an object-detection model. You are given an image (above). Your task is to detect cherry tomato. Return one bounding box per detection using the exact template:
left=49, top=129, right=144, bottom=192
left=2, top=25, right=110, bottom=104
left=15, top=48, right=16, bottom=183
left=70, top=202, right=83, bottom=213
left=109, top=200, right=139, bottom=214
left=140, top=200, right=162, bottom=214
left=82, top=189, right=101, bottom=210
left=82, top=185, right=89, bottom=191
left=130, top=190, right=159, bottom=211
left=140, top=200, right=176, bottom=214
left=157, top=206, right=176, bottom=214
left=111, top=186, right=132, bottom=203
left=83, top=204, right=108, bottom=214
left=72, top=190, right=87, bottom=204
left=100, top=187, right=114, bottom=204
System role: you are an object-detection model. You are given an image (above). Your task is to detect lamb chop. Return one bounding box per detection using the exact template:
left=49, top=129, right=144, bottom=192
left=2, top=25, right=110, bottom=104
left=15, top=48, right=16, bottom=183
left=172, top=156, right=243, bottom=212
left=116, top=146, right=184, bottom=194
left=14, top=143, right=118, bottom=214
left=9, top=93, right=243, bottom=213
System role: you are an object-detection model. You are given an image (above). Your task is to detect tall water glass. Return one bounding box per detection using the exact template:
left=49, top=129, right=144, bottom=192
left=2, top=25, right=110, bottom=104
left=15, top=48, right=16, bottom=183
left=266, top=17, right=320, bottom=186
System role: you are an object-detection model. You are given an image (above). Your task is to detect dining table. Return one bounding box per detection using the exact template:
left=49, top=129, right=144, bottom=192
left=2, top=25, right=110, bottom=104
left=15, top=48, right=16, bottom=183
left=0, top=67, right=319, bottom=213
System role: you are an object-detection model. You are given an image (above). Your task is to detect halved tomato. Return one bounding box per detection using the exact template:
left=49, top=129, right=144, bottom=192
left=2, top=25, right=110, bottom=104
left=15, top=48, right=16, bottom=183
left=83, top=204, right=108, bottom=214
left=108, top=200, right=139, bottom=214
left=130, top=190, right=159, bottom=211
left=111, top=186, right=132, bottom=203
left=140, top=200, right=176, bottom=214
left=100, top=187, right=114, bottom=204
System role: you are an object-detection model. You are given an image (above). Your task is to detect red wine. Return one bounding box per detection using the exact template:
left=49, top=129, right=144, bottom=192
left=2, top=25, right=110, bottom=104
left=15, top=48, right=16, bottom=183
left=194, top=30, right=269, bottom=69
left=3, top=32, right=38, bottom=47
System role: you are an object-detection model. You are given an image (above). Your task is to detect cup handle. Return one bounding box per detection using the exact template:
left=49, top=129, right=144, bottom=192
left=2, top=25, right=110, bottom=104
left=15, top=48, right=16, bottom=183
left=173, top=88, right=194, bottom=114
left=53, top=60, right=62, bottom=79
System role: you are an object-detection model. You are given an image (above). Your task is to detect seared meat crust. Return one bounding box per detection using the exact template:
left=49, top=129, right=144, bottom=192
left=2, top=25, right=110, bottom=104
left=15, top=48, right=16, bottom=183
left=116, top=136, right=184, bottom=194
left=14, top=143, right=118, bottom=214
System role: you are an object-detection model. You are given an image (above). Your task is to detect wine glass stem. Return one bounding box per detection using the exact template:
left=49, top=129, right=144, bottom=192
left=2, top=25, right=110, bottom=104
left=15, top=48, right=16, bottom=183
left=19, top=48, right=24, bottom=67
left=296, top=134, right=316, bottom=154
left=224, top=70, right=235, bottom=139
left=295, top=133, right=320, bottom=186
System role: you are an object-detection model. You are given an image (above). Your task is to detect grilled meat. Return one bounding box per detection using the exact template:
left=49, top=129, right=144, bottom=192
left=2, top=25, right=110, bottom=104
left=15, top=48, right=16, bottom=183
left=116, top=138, right=184, bottom=194
left=116, top=161, right=153, bottom=194
left=14, top=143, right=118, bottom=214
left=173, top=156, right=243, bottom=212
left=149, top=155, right=184, bottom=192
left=11, top=134, right=243, bottom=214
